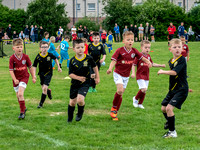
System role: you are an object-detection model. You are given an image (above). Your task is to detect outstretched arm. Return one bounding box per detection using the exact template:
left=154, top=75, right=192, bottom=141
left=157, top=69, right=177, bottom=76
left=142, top=57, right=152, bottom=67
left=152, top=63, right=166, bottom=68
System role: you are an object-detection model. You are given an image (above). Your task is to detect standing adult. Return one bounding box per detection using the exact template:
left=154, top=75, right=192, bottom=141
left=59, top=26, right=64, bottom=38
left=114, top=23, right=120, bottom=42
left=6, top=24, right=12, bottom=39
left=77, top=25, right=83, bottom=39
left=188, top=25, right=194, bottom=41
left=34, top=25, right=38, bottom=43
left=129, top=24, right=134, bottom=34
left=167, top=22, right=176, bottom=41
left=39, top=26, right=44, bottom=41
left=19, top=31, right=25, bottom=39
left=138, top=24, right=144, bottom=41
left=178, top=22, right=185, bottom=38
left=133, top=25, right=138, bottom=42
left=144, top=22, right=150, bottom=40
left=30, top=25, right=35, bottom=43
left=71, top=25, right=77, bottom=34
left=24, top=25, right=30, bottom=40
left=99, top=26, right=103, bottom=41
left=150, top=25, right=155, bottom=42
left=123, top=25, right=129, bottom=34
left=83, top=26, right=89, bottom=39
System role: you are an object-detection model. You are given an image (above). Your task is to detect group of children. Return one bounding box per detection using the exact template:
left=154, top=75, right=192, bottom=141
left=9, top=30, right=189, bottom=138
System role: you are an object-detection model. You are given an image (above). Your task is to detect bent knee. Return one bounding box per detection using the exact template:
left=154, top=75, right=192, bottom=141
left=141, top=88, right=147, bottom=93
left=161, top=106, right=166, bottom=112
left=117, top=90, right=123, bottom=95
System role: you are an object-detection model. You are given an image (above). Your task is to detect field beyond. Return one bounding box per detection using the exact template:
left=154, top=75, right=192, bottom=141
left=0, top=41, right=199, bottom=150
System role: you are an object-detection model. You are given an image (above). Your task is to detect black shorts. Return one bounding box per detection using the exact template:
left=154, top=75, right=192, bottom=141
left=70, top=86, right=89, bottom=99
left=145, top=33, right=149, bottom=37
left=161, top=88, right=188, bottom=109
left=169, top=34, right=174, bottom=41
left=150, top=33, right=154, bottom=36
left=102, top=39, right=106, bottom=44
left=134, top=33, right=138, bottom=38
left=39, top=73, right=52, bottom=86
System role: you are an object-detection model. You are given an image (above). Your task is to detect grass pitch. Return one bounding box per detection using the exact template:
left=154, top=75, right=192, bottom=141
left=0, top=41, right=199, bottom=150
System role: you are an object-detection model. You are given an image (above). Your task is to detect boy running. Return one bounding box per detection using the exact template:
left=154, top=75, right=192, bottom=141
left=33, top=41, right=62, bottom=108
left=132, top=40, right=165, bottom=109
left=67, top=39, right=100, bottom=122
left=107, top=31, right=152, bottom=121
left=158, top=39, right=188, bottom=138
left=9, top=39, right=36, bottom=119
left=106, top=31, right=115, bottom=53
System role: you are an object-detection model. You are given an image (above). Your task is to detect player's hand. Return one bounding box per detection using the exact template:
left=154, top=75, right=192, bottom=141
left=157, top=69, right=163, bottom=75
left=32, top=78, right=36, bottom=84
left=91, top=74, right=95, bottom=79
left=14, top=79, right=19, bottom=85
left=55, top=48, right=59, bottom=50
left=79, top=77, right=86, bottom=82
left=107, top=69, right=112, bottom=74
left=148, top=62, right=152, bottom=68
left=58, top=68, right=62, bottom=72
left=100, top=59, right=104, bottom=64
left=131, top=74, right=135, bottom=79
left=162, top=64, right=166, bottom=68
left=95, top=77, right=100, bottom=85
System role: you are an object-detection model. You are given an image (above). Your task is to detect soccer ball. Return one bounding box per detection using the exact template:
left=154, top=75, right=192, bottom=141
left=101, top=61, right=106, bottom=66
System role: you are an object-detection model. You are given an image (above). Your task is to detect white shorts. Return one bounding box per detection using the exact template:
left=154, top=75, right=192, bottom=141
left=14, top=82, right=27, bottom=93
left=113, top=72, right=129, bottom=88
left=137, top=79, right=149, bottom=89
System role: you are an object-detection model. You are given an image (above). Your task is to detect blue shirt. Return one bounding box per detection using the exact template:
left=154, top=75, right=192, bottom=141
left=114, top=26, right=120, bottom=34
left=178, top=25, right=185, bottom=36
left=42, top=38, right=50, bottom=43
left=48, top=42, right=56, bottom=53
left=60, top=40, right=69, bottom=52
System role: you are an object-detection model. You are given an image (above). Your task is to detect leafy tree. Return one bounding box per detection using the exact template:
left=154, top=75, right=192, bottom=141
left=26, top=0, right=70, bottom=36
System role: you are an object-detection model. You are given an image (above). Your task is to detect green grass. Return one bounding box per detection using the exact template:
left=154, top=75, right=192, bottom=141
left=0, top=41, right=200, bottom=150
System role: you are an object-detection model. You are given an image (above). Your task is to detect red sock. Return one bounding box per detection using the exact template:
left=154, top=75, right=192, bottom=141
left=112, top=92, right=121, bottom=109
left=117, top=96, right=122, bottom=111
left=19, top=100, right=25, bottom=113
left=135, top=90, right=143, bottom=100
left=138, top=93, right=146, bottom=104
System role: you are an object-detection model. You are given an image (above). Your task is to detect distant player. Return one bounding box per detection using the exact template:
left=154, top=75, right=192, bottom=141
left=106, top=31, right=115, bottom=53
left=101, top=30, right=107, bottom=47
left=132, top=40, right=165, bottom=109
left=67, top=39, right=100, bottom=122
left=158, top=39, right=188, bottom=138
left=107, top=31, right=152, bottom=121
left=88, top=32, right=106, bottom=92
left=33, top=41, right=62, bottom=108
left=83, top=38, right=88, bottom=54
left=42, top=32, right=50, bottom=43
left=180, top=36, right=189, bottom=62
left=9, top=38, right=36, bottom=119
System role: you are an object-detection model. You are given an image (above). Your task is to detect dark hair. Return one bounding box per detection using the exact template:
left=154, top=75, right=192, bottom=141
left=39, top=41, right=48, bottom=47
left=92, top=32, right=100, bottom=37
left=44, top=32, right=49, bottom=37
left=73, top=39, right=84, bottom=48
left=65, top=35, right=70, bottom=39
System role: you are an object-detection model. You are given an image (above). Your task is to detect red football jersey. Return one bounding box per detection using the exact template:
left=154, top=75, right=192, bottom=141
left=111, top=47, right=143, bottom=77
left=181, top=44, right=189, bottom=57
left=72, top=33, right=77, bottom=40
left=101, top=33, right=107, bottom=39
left=9, top=53, right=32, bottom=86
left=134, top=53, right=153, bottom=80
left=84, top=43, right=88, bottom=54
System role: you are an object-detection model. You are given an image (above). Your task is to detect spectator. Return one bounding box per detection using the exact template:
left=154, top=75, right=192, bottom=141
left=59, top=26, right=64, bottom=38
left=138, top=24, right=144, bottom=41
left=13, top=31, right=18, bottom=39
left=178, top=22, right=185, bottom=38
left=188, top=26, right=194, bottom=41
left=71, top=25, right=77, bottom=34
left=30, top=25, right=35, bottom=43
left=83, top=26, right=89, bottom=39
left=99, top=26, right=103, bottom=41
left=55, top=34, right=62, bottom=43
left=123, top=25, right=129, bottom=34
left=167, top=22, right=176, bottom=42
left=24, top=25, right=30, bottom=41
left=184, top=30, right=189, bottom=44
left=3, top=32, right=10, bottom=44
left=144, top=22, right=150, bottom=40
left=129, top=24, right=134, bottom=34
left=39, top=26, right=44, bottom=40
left=77, top=25, right=83, bottom=39
left=6, top=24, right=12, bottom=39
left=19, top=31, right=25, bottom=39
left=150, top=25, right=155, bottom=42
left=114, top=23, right=120, bottom=42
left=34, top=25, right=38, bottom=43
left=134, top=25, right=138, bottom=42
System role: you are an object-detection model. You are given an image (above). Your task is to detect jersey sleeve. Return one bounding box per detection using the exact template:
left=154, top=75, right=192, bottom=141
left=26, top=55, right=32, bottom=68
left=111, top=48, right=120, bottom=61
left=9, top=56, right=14, bottom=71
left=89, top=56, right=97, bottom=68
left=88, top=44, right=92, bottom=54
left=49, top=53, right=57, bottom=60
left=33, top=55, right=39, bottom=67
left=68, top=58, right=74, bottom=75
left=134, top=49, right=143, bottom=60
left=172, top=58, right=186, bottom=74
left=101, top=45, right=106, bottom=55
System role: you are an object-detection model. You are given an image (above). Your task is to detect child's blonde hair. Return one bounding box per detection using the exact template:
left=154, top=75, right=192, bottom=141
left=13, top=38, right=23, bottom=46
left=123, top=31, right=134, bottom=39
left=49, top=36, right=55, bottom=46
left=169, top=38, right=182, bottom=47
left=108, top=31, right=112, bottom=34
left=141, top=40, right=151, bottom=47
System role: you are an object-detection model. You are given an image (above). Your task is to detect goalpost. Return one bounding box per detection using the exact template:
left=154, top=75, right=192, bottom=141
left=0, top=39, right=26, bottom=58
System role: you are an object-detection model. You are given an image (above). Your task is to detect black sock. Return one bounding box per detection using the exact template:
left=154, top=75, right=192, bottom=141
left=168, top=115, right=175, bottom=131
left=68, top=105, right=75, bottom=122
left=163, top=113, right=168, bottom=121
left=77, top=104, right=85, bottom=116
left=39, top=93, right=46, bottom=106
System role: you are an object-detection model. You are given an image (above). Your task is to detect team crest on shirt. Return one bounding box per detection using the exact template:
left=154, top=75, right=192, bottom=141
left=83, top=61, right=88, bottom=67
left=174, top=61, right=178, bottom=67
left=98, top=46, right=101, bottom=50
left=47, top=56, right=51, bottom=61
left=122, top=60, right=125, bottom=64
left=22, top=60, right=26, bottom=65
left=148, top=57, right=150, bottom=60
left=131, top=53, right=135, bottom=58
left=183, top=46, right=186, bottom=49
left=141, top=63, right=144, bottom=66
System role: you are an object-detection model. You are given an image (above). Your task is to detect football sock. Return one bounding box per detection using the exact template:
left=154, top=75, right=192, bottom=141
left=60, top=58, right=63, bottom=64
left=19, top=100, right=25, bottom=113
left=67, top=59, right=70, bottom=68
left=138, top=93, right=146, bottom=104
left=77, top=104, right=85, bottom=116
left=168, top=115, right=175, bottom=131
left=68, top=105, right=75, bottom=122
left=113, top=92, right=122, bottom=109
left=135, top=90, right=144, bottom=100
left=39, top=93, right=47, bottom=106
left=91, top=79, right=96, bottom=88
left=163, top=113, right=168, bottom=121
left=108, top=48, right=111, bottom=53
left=117, top=96, right=122, bottom=111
